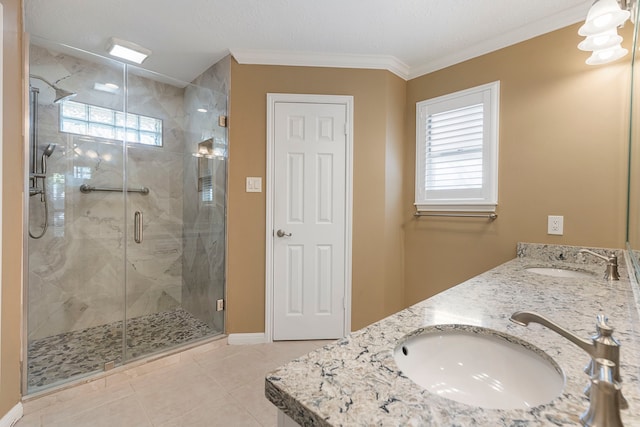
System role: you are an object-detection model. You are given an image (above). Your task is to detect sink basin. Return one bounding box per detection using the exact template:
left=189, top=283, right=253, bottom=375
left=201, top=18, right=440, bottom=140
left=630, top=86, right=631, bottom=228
left=525, top=267, right=593, bottom=278
left=393, top=325, right=564, bottom=410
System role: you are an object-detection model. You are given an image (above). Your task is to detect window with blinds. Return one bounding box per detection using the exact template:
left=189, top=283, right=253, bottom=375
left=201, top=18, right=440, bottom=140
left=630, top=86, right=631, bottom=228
left=415, top=81, right=499, bottom=212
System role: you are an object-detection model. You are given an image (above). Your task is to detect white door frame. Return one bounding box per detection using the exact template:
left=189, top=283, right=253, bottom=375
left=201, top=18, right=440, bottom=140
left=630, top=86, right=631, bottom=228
left=265, top=93, right=353, bottom=343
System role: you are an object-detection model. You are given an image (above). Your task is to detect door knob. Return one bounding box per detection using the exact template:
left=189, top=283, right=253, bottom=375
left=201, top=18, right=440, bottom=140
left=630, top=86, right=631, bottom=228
left=276, top=229, right=292, bottom=237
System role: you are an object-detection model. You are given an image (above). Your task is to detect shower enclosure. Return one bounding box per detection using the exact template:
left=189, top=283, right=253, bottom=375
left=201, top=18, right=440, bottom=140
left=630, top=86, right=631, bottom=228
left=24, top=38, right=228, bottom=394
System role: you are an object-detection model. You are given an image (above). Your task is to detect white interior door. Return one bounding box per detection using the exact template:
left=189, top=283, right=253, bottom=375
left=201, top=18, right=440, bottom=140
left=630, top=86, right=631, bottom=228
left=272, top=100, right=348, bottom=340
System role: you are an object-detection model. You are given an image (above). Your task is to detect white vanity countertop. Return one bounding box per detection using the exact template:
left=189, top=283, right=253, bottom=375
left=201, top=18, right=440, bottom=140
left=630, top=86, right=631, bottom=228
left=265, top=243, right=640, bottom=426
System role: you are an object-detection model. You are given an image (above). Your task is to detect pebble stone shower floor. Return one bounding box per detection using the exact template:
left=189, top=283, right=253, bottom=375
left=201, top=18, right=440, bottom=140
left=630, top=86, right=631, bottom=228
left=27, top=308, right=215, bottom=391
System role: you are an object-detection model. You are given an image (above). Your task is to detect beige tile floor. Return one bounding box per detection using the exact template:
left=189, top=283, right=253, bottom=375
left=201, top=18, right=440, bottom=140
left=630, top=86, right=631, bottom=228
left=16, top=338, right=329, bottom=427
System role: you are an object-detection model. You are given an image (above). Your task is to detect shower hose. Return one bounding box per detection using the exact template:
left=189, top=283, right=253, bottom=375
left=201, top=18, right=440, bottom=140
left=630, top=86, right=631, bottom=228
left=29, top=183, right=49, bottom=239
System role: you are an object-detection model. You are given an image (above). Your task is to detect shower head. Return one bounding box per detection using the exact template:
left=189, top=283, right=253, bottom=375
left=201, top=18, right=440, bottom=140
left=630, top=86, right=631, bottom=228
left=40, top=144, right=56, bottom=174
left=54, top=88, right=76, bottom=104
left=30, top=74, right=77, bottom=104
left=43, top=144, right=56, bottom=157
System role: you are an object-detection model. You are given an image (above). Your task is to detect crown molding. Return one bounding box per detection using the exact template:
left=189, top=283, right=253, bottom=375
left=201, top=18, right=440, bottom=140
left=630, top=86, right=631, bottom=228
left=232, top=4, right=589, bottom=82
left=407, top=3, right=589, bottom=79
left=231, top=49, right=411, bottom=80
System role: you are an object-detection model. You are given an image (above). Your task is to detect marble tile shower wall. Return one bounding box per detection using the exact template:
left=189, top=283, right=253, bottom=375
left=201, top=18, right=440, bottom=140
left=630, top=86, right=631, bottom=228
left=27, top=45, right=228, bottom=340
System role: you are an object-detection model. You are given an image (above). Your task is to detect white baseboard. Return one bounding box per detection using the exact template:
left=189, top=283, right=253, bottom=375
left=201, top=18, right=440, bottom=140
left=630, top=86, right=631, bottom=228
left=0, top=402, right=23, bottom=427
left=227, top=333, right=267, bottom=345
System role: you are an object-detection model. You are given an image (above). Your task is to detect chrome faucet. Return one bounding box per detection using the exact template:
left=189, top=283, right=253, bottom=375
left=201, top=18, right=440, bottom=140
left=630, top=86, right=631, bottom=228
left=579, top=249, right=620, bottom=281
left=510, top=312, right=626, bottom=415
left=510, top=312, right=621, bottom=374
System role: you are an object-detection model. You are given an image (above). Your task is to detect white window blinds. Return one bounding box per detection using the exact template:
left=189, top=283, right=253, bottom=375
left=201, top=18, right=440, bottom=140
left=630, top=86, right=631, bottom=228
left=426, top=103, right=483, bottom=191
left=415, top=81, right=499, bottom=212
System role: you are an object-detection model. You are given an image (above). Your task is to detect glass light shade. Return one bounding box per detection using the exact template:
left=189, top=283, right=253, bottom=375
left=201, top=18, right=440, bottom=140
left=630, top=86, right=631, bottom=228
left=578, top=0, right=630, bottom=36
left=578, top=29, right=623, bottom=51
left=585, top=44, right=629, bottom=65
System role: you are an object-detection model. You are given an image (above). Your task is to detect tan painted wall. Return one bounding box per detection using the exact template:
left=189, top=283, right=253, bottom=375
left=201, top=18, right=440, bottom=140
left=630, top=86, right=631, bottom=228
left=1, top=0, right=23, bottom=417
left=227, top=61, right=406, bottom=333
left=383, top=73, right=406, bottom=313
left=403, top=23, right=631, bottom=305
left=228, top=23, right=632, bottom=333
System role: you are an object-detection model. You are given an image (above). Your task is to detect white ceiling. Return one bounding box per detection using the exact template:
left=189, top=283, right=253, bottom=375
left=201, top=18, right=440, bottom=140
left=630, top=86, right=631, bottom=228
left=24, top=0, right=592, bottom=82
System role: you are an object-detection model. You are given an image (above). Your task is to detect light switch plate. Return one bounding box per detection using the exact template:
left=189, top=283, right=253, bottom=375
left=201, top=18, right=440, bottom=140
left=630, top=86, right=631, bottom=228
left=246, top=177, right=262, bottom=192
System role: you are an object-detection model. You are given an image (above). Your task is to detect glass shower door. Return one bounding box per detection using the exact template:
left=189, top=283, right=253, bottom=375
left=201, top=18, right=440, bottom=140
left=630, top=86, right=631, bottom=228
left=26, top=40, right=128, bottom=393
left=122, top=67, right=227, bottom=362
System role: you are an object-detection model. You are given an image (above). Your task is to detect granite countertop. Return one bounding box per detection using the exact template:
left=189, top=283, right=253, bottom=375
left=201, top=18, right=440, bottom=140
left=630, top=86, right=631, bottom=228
left=265, top=243, right=640, bottom=426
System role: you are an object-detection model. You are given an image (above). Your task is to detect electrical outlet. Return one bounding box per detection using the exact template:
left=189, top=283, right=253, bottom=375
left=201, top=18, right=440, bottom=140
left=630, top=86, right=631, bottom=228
left=548, top=215, right=564, bottom=235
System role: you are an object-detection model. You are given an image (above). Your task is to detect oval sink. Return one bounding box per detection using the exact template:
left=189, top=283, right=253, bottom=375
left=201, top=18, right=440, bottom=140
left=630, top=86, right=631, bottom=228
left=525, top=267, right=593, bottom=278
left=393, top=325, right=564, bottom=410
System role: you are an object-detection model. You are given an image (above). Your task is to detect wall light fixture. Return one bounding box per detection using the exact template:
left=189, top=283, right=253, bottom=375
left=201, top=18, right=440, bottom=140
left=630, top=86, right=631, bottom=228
left=578, top=0, right=636, bottom=64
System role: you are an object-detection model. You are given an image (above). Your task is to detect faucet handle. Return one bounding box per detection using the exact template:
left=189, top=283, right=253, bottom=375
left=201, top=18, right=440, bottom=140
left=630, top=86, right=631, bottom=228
left=595, top=315, right=613, bottom=336
left=593, top=315, right=620, bottom=348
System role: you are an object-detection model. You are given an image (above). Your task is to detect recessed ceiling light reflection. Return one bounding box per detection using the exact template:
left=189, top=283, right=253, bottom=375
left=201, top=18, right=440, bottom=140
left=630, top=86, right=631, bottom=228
left=94, top=82, right=120, bottom=93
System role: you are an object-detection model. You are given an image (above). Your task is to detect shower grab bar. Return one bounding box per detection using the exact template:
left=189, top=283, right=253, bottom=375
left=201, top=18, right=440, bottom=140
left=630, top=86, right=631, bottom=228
left=80, top=184, right=150, bottom=195
left=414, top=212, right=498, bottom=220
left=134, top=211, right=143, bottom=244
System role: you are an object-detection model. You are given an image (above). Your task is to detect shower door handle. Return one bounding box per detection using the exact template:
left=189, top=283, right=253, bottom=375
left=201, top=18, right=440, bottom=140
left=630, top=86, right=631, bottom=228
left=134, top=211, right=143, bottom=244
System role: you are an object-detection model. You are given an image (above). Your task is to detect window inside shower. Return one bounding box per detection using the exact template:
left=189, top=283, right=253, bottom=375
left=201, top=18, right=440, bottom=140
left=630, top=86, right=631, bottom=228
left=60, top=100, right=164, bottom=146
left=25, top=38, right=228, bottom=394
